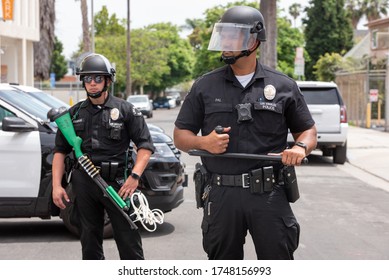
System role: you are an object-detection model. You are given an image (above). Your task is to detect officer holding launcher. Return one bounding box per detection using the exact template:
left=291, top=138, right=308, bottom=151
left=51, top=53, right=154, bottom=260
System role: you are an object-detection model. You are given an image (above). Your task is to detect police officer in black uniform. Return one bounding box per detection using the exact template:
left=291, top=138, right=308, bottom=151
left=52, top=53, right=155, bottom=260
left=174, top=6, right=317, bottom=260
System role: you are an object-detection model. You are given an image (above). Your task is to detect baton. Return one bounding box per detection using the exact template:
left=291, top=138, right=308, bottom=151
left=193, top=125, right=308, bottom=164
left=188, top=149, right=308, bottom=164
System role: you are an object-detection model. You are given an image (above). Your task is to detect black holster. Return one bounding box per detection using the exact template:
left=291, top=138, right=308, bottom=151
left=281, top=165, right=300, bottom=203
left=193, top=163, right=209, bottom=208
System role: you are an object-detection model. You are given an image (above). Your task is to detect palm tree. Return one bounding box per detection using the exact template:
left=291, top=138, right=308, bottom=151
left=80, top=0, right=91, bottom=53
left=362, top=0, right=389, bottom=21
left=259, top=0, right=277, bottom=69
left=34, top=0, right=56, bottom=80
left=289, top=3, right=302, bottom=28
left=345, top=0, right=364, bottom=29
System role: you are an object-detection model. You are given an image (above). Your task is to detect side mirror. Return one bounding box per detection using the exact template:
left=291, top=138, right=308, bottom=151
left=2, top=117, right=37, bottom=132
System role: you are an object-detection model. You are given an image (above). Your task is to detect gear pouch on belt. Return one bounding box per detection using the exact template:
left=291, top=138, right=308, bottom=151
left=249, top=168, right=263, bottom=194
left=101, top=162, right=119, bottom=181
left=263, top=166, right=274, bottom=192
left=282, top=165, right=300, bottom=203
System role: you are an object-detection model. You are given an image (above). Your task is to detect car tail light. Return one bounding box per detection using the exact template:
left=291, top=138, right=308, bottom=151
left=340, top=105, right=347, bottom=123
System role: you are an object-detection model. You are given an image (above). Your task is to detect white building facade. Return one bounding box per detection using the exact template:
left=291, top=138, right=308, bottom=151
left=0, top=0, right=39, bottom=86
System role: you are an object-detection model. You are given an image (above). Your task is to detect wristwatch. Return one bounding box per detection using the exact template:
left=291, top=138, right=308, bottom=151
left=295, top=141, right=307, bottom=153
left=130, top=172, right=141, bottom=180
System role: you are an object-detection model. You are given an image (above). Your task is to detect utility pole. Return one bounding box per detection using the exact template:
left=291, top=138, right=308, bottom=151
left=126, top=0, right=131, bottom=98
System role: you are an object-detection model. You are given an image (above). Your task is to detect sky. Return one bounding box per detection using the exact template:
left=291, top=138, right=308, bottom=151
left=55, top=0, right=309, bottom=59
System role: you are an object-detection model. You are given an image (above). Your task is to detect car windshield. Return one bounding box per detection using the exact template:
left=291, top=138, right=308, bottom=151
left=27, top=91, right=70, bottom=109
left=129, top=96, right=148, bottom=103
left=0, top=89, right=55, bottom=126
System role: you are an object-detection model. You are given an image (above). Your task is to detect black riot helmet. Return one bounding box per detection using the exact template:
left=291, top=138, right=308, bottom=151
left=208, top=6, right=266, bottom=64
left=76, top=53, right=116, bottom=81
left=76, top=53, right=116, bottom=98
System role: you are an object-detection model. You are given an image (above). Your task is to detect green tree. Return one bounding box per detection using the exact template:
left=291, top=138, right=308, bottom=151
left=50, top=37, right=68, bottom=81
left=93, top=20, right=193, bottom=96
left=184, top=18, right=206, bottom=50
left=94, top=6, right=126, bottom=36
left=276, top=16, right=306, bottom=78
left=303, top=0, right=353, bottom=80
left=145, top=23, right=194, bottom=94
left=313, top=52, right=343, bottom=81
left=129, top=28, right=170, bottom=95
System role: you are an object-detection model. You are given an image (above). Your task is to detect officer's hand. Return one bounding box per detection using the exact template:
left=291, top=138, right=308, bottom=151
left=52, top=186, right=69, bottom=210
left=206, top=127, right=231, bottom=154
left=118, top=177, right=138, bottom=200
left=281, top=147, right=306, bottom=166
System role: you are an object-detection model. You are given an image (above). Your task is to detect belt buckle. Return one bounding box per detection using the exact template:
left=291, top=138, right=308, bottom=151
left=241, top=173, right=250, bottom=188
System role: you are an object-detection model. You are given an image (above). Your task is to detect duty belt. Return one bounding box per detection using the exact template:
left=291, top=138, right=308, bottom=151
left=212, top=173, right=251, bottom=188
left=210, top=166, right=279, bottom=193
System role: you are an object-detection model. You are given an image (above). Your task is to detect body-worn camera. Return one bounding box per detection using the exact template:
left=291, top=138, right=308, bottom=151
left=235, top=103, right=253, bottom=123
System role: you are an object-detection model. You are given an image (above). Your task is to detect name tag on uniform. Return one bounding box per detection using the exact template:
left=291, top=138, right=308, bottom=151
left=254, top=102, right=282, bottom=114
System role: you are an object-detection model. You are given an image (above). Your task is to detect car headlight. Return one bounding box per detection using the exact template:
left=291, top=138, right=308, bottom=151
left=151, top=143, right=176, bottom=158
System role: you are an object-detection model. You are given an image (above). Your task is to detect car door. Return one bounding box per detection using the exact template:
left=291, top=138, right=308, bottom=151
left=0, top=101, right=41, bottom=197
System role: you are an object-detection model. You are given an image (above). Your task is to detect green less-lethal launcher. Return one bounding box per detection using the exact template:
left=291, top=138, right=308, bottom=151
left=48, top=108, right=137, bottom=230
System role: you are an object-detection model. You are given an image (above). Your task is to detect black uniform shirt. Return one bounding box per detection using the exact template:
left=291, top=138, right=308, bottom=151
left=175, top=60, right=315, bottom=174
left=54, top=94, right=155, bottom=166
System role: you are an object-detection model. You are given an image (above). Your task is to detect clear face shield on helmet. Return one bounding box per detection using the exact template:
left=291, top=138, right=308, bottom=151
left=208, top=23, right=257, bottom=52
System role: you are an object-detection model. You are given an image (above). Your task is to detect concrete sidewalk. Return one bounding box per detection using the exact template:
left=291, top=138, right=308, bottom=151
left=346, top=125, right=389, bottom=182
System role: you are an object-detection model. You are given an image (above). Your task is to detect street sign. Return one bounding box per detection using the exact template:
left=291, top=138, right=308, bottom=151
left=294, top=60, right=305, bottom=76
left=369, top=89, right=378, bottom=102
left=50, top=73, right=56, bottom=88
left=294, top=47, right=305, bottom=77
left=1, top=0, right=14, bottom=20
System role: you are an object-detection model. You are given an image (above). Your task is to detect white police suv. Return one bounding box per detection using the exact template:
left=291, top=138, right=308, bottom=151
left=0, top=83, right=58, bottom=219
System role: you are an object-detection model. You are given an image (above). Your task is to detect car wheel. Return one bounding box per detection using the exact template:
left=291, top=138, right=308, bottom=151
left=333, top=141, right=347, bottom=164
left=60, top=184, right=114, bottom=239
left=148, top=112, right=153, bottom=118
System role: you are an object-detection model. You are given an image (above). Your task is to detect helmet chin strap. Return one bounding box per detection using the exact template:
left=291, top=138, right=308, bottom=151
left=220, top=41, right=260, bottom=65
left=220, top=50, right=251, bottom=65
left=87, top=88, right=106, bottom=99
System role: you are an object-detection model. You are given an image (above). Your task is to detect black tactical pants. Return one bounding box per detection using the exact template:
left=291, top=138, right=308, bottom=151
left=71, top=168, right=144, bottom=260
left=201, top=183, right=300, bottom=260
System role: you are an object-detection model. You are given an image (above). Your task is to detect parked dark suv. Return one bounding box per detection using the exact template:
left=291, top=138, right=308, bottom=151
left=0, top=84, right=187, bottom=237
